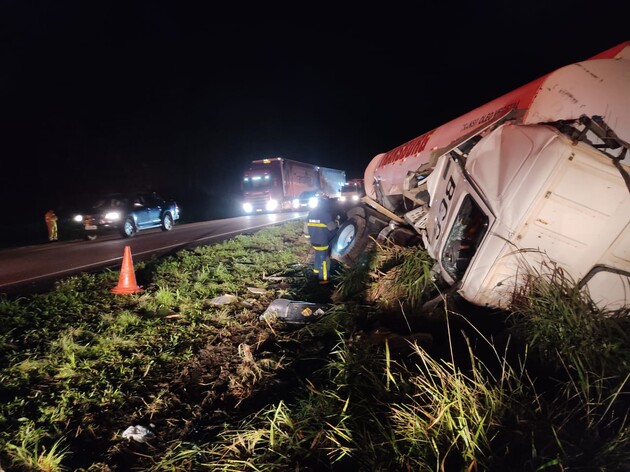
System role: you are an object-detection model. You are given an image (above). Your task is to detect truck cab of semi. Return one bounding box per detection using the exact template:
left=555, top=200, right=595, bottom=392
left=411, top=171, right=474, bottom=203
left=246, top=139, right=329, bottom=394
left=242, top=159, right=285, bottom=213
left=241, top=157, right=346, bottom=214
left=332, top=41, right=630, bottom=312
left=339, top=180, right=365, bottom=204
left=417, top=115, right=630, bottom=311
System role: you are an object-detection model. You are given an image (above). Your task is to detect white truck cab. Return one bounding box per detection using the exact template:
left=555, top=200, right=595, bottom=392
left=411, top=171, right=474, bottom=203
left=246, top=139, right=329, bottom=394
left=425, top=119, right=630, bottom=310
left=332, top=41, right=630, bottom=311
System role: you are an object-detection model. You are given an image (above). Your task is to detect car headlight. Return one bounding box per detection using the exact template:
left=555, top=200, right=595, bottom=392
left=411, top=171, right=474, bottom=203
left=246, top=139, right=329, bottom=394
left=308, top=197, right=318, bottom=209
left=243, top=202, right=253, bottom=213
left=292, top=199, right=299, bottom=208
left=339, top=196, right=346, bottom=201
left=104, top=211, right=121, bottom=221
left=352, top=195, right=360, bottom=201
left=73, top=214, right=83, bottom=222
left=266, top=199, right=278, bottom=211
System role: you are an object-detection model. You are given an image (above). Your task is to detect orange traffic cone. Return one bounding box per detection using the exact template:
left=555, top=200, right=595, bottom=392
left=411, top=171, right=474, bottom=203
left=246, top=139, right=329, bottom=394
left=111, top=246, right=144, bottom=294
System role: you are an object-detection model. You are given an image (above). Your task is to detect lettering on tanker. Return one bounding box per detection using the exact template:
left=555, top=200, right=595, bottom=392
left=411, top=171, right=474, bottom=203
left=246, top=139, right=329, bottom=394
left=378, top=129, right=436, bottom=167
left=558, top=89, right=579, bottom=104
left=462, top=102, right=518, bottom=131
left=378, top=101, right=518, bottom=169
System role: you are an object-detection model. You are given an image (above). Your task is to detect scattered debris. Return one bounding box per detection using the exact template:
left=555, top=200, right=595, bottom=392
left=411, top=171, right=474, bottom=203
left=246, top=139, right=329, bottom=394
left=246, top=287, right=267, bottom=295
left=262, top=276, right=286, bottom=281
left=260, top=298, right=328, bottom=324
left=209, top=294, right=239, bottom=306
left=122, top=425, right=156, bottom=443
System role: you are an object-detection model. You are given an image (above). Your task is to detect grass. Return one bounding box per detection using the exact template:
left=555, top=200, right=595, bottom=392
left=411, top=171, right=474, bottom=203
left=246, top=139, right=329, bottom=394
left=4, top=419, right=70, bottom=472
left=0, top=220, right=628, bottom=471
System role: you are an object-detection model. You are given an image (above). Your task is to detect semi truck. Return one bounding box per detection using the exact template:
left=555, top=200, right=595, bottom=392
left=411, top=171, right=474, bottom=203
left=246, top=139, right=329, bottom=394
left=332, top=41, right=630, bottom=312
left=339, top=179, right=366, bottom=204
left=241, top=157, right=346, bottom=213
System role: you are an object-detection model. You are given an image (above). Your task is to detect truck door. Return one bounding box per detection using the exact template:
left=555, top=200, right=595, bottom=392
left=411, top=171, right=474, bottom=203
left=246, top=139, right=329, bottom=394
left=425, top=154, right=493, bottom=285
left=141, top=193, right=162, bottom=225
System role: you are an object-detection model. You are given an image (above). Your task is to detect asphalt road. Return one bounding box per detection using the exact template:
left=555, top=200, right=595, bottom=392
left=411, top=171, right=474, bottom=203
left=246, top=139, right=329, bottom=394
left=0, top=212, right=305, bottom=296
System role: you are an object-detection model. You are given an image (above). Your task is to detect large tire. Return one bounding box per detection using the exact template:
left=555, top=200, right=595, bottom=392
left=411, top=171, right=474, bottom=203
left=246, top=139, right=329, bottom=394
left=377, top=224, right=422, bottom=248
left=121, top=218, right=136, bottom=238
left=161, top=212, right=174, bottom=231
left=331, top=214, right=372, bottom=265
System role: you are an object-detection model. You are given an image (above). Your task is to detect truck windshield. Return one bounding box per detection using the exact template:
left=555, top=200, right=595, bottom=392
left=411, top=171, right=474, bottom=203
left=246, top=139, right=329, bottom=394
left=441, top=195, right=489, bottom=281
left=242, top=175, right=273, bottom=190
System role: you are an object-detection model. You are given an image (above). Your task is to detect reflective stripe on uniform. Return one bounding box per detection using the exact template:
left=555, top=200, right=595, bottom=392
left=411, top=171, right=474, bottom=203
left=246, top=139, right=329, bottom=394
left=313, top=245, right=329, bottom=251
left=307, top=222, right=327, bottom=228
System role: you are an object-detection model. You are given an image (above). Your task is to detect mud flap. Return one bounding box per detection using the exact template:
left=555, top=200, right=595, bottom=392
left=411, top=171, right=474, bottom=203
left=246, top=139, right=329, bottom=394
left=260, top=298, right=329, bottom=324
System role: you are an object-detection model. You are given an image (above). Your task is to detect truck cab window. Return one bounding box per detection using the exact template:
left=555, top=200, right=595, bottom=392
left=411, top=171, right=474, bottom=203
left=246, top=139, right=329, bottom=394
left=243, top=175, right=273, bottom=190
left=442, top=195, right=488, bottom=281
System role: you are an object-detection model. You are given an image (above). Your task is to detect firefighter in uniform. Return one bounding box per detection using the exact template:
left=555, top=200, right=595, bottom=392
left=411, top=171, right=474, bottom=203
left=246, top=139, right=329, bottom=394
left=306, top=196, right=341, bottom=283
left=45, top=209, right=58, bottom=242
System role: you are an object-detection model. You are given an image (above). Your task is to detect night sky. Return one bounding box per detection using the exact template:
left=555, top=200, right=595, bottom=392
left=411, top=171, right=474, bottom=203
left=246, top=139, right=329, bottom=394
left=1, top=1, right=627, bottom=231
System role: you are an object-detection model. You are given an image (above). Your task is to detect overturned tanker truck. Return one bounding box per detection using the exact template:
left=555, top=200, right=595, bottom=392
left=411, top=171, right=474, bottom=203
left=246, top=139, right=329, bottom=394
left=332, top=41, right=630, bottom=311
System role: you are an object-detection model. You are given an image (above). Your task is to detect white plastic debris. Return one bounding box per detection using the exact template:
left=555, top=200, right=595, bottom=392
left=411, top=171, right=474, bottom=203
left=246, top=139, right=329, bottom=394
left=122, top=425, right=155, bottom=443
left=209, top=294, right=239, bottom=306
left=260, top=298, right=328, bottom=324
left=246, top=287, right=267, bottom=295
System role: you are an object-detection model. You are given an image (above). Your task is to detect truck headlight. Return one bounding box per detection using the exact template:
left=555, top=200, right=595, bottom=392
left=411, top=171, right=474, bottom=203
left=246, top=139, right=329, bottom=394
left=266, top=199, right=278, bottom=211
left=339, top=196, right=347, bottom=202
left=308, top=197, right=318, bottom=209
left=243, top=203, right=253, bottom=213
left=352, top=195, right=360, bottom=201
left=292, top=199, right=299, bottom=209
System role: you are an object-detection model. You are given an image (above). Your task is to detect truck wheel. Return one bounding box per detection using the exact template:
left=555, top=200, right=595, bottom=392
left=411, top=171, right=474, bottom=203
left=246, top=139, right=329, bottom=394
left=121, top=218, right=136, bottom=238
left=331, top=215, right=372, bottom=265
left=161, top=213, right=173, bottom=231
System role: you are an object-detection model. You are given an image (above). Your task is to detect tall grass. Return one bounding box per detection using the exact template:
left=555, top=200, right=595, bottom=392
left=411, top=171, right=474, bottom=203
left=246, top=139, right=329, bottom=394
left=333, top=241, right=436, bottom=313
left=367, top=242, right=435, bottom=309
left=506, top=265, right=630, bottom=470
left=510, top=264, right=630, bottom=377
left=3, top=419, right=69, bottom=472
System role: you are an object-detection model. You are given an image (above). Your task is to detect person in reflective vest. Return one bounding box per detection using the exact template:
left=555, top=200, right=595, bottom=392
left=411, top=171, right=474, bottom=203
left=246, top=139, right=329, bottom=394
left=45, top=209, right=58, bottom=242
left=306, top=197, right=340, bottom=283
